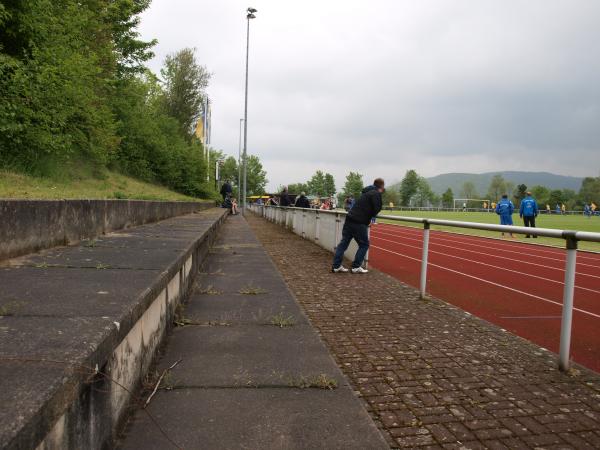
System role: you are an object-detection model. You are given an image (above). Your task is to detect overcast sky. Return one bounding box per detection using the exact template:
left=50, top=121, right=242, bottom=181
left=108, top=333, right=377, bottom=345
left=139, top=0, right=600, bottom=191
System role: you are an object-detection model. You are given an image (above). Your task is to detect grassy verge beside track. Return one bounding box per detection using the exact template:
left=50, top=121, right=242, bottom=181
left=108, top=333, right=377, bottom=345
left=378, top=210, right=600, bottom=252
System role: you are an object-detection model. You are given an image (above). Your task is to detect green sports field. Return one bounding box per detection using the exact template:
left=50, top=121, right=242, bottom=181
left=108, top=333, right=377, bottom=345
left=378, top=210, right=600, bottom=252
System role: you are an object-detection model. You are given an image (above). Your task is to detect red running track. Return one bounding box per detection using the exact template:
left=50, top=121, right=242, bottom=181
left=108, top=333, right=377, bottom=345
left=369, top=222, right=600, bottom=373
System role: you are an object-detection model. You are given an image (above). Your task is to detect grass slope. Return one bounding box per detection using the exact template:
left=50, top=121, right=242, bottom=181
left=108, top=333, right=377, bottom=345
left=379, top=210, right=600, bottom=252
left=0, top=170, right=199, bottom=201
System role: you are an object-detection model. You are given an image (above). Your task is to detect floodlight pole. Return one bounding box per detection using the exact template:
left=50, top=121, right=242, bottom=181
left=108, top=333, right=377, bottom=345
left=238, top=118, right=243, bottom=205
left=243, top=8, right=256, bottom=214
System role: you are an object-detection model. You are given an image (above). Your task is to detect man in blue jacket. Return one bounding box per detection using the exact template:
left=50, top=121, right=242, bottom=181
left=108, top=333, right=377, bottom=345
left=519, top=191, right=539, bottom=238
left=495, top=194, right=515, bottom=238
left=332, top=178, right=384, bottom=274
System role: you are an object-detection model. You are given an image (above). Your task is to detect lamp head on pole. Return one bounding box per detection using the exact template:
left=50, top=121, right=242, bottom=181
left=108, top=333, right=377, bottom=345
left=247, top=7, right=257, bottom=18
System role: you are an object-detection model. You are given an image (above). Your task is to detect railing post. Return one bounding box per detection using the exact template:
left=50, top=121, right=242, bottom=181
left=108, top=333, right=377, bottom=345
left=559, top=235, right=578, bottom=372
left=420, top=221, right=431, bottom=299
left=301, top=211, right=306, bottom=238
left=315, top=211, right=320, bottom=242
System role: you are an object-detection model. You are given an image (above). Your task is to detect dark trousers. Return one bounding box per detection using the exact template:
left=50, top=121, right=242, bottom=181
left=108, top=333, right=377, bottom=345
left=332, top=219, right=369, bottom=269
left=523, top=216, right=537, bottom=238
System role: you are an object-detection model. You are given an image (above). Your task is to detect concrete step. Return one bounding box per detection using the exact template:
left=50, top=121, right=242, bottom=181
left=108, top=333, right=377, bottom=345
left=0, top=208, right=227, bottom=450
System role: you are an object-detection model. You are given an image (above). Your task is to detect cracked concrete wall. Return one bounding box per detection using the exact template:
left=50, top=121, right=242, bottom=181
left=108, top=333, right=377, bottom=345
left=0, top=200, right=214, bottom=261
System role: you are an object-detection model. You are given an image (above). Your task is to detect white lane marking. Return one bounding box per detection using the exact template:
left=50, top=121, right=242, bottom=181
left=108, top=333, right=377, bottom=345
left=372, top=229, right=600, bottom=280
left=376, top=222, right=600, bottom=265
left=499, top=316, right=562, bottom=319
left=370, top=244, right=600, bottom=320
left=371, top=234, right=600, bottom=295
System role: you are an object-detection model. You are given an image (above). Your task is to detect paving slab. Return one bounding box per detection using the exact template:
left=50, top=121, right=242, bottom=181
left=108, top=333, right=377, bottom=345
left=120, top=388, right=387, bottom=450
left=118, top=215, right=388, bottom=449
left=153, top=324, right=338, bottom=386
left=183, top=292, right=306, bottom=324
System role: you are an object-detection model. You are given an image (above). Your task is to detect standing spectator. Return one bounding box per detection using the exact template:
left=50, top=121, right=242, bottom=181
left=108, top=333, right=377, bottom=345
left=546, top=203, right=551, bottom=214
left=279, top=186, right=292, bottom=207
left=256, top=197, right=263, bottom=206
left=496, top=194, right=515, bottom=238
left=519, top=191, right=538, bottom=238
left=555, top=203, right=561, bottom=214
left=332, top=178, right=385, bottom=274
left=584, top=203, right=592, bottom=218
left=592, top=202, right=598, bottom=216
left=561, top=203, right=566, bottom=215
left=320, top=199, right=331, bottom=210
left=295, top=192, right=311, bottom=208
left=220, top=180, right=233, bottom=201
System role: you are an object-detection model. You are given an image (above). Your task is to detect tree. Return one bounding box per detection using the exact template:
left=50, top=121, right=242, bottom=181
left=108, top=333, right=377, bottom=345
left=307, top=170, right=326, bottom=196
left=548, top=189, right=564, bottom=207
left=382, top=189, right=400, bottom=206
left=399, top=170, right=420, bottom=206
left=562, top=189, right=577, bottom=210
left=411, top=177, right=435, bottom=207
left=220, top=156, right=240, bottom=188
left=342, top=172, right=364, bottom=200
left=486, top=175, right=507, bottom=202
left=442, top=188, right=454, bottom=208
left=287, top=182, right=309, bottom=195
left=245, top=155, right=267, bottom=196
left=0, top=1, right=227, bottom=199
left=460, top=181, right=479, bottom=200
left=324, top=173, right=336, bottom=197
left=531, top=185, right=551, bottom=206
left=579, top=176, right=600, bottom=204
left=514, top=184, right=528, bottom=205
left=160, top=48, right=210, bottom=139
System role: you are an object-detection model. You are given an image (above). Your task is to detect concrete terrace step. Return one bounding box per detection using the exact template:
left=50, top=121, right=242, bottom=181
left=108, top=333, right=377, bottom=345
left=0, top=208, right=227, bottom=450
left=118, top=215, right=388, bottom=450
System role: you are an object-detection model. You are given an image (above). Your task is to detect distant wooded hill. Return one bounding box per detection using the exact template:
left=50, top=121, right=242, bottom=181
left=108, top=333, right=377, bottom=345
left=424, top=171, right=584, bottom=196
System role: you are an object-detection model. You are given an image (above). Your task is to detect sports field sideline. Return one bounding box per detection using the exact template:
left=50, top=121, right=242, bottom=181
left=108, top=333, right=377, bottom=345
left=378, top=210, right=600, bottom=252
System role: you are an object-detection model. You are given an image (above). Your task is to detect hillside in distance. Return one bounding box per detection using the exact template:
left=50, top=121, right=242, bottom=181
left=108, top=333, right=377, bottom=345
left=425, top=171, right=584, bottom=196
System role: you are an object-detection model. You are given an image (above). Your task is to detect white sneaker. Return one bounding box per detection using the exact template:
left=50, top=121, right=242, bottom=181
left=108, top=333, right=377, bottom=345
left=351, top=267, right=369, bottom=274
left=332, top=265, right=349, bottom=273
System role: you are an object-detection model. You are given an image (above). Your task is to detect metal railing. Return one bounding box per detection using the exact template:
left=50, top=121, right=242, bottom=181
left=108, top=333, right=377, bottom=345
left=381, top=206, right=596, bottom=215
left=249, top=204, right=600, bottom=372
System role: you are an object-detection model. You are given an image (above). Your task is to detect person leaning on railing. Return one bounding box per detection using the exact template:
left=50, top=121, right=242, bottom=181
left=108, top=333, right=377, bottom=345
left=331, top=178, right=385, bottom=274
